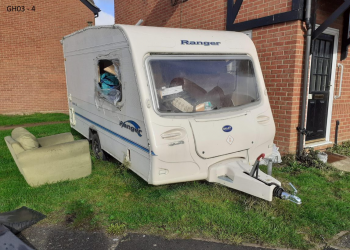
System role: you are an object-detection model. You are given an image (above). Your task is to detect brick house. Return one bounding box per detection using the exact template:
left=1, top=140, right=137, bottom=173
left=115, top=0, right=350, bottom=154
left=0, top=0, right=99, bottom=114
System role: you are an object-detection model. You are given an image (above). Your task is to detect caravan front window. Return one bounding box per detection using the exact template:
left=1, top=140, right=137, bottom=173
left=148, top=57, right=259, bottom=113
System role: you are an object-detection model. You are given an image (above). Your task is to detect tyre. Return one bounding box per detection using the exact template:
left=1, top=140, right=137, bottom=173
left=91, top=133, right=108, bottom=160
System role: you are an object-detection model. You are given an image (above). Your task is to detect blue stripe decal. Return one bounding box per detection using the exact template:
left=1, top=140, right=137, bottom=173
left=75, top=112, right=156, bottom=156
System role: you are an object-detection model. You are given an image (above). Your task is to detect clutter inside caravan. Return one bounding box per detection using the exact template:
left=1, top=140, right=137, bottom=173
left=96, top=59, right=122, bottom=105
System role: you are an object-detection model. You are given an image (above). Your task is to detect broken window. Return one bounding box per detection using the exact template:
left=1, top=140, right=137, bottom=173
left=95, top=59, right=122, bottom=105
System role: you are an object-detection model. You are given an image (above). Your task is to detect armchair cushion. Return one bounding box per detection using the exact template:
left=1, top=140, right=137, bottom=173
left=11, top=127, right=39, bottom=150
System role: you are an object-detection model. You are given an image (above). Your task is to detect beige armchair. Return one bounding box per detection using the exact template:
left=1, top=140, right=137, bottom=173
left=5, top=127, right=91, bottom=187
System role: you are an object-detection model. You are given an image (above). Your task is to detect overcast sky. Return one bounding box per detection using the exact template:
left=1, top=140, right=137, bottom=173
left=94, top=0, right=115, bottom=25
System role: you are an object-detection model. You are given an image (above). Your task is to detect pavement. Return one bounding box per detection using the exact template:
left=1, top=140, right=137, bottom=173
left=16, top=225, right=350, bottom=250
left=18, top=225, right=278, bottom=250
left=115, top=233, right=271, bottom=250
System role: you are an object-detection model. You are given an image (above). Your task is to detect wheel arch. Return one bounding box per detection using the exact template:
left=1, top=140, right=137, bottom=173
left=89, top=126, right=98, bottom=141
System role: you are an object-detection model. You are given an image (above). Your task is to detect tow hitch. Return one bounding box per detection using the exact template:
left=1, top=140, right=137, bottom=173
left=208, top=153, right=302, bottom=204
left=250, top=153, right=302, bottom=204
left=273, top=183, right=302, bottom=204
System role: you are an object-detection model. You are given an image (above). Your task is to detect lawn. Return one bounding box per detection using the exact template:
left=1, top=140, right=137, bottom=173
left=0, top=113, right=68, bottom=126
left=0, top=114, right=349, bottom=249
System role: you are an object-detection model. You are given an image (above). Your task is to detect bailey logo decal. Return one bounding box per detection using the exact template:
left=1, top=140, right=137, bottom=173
left=119, top=120, right=142, bottom=137
left=222, top=125, right=232, bottom=132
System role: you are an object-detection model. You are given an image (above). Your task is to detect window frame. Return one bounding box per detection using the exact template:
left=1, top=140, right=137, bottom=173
left=94, top=53, right=125, bottom=111
left=144, top=54, right=262, bottom=117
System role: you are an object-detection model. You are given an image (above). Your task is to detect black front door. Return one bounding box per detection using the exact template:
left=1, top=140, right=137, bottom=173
left=306, top=34, right=334, bottom=142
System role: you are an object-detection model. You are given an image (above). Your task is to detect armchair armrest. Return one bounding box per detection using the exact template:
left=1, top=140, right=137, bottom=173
left=37, top=132, right=74, bottom=147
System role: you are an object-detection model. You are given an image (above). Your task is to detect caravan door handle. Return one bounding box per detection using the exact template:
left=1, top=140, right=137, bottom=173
left=169, top=141, right=184, bottom=146
left=257, top=115, right=270, bottom=125
left=334, top=63, right=343, bottom=99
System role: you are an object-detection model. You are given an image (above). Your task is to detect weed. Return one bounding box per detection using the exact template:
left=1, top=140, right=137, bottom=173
left=280, top=148, right=333, bottom=174
left=106, top=223, right=126, bottom=235
left=279, top=160, right=308, bottom=175
left=296, top=148, right=331, bottom=170
left=280, top=154, right=296, bottom=165
left=114, top=157, right=131, bottom=174
left=122, top=157, right=131, bottom=169
left=328, top=140, right=350, bottom=157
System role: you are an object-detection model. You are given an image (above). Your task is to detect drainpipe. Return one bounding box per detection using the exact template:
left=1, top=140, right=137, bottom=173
left=335, top=120, right=340, bottom=145
left=298, top=0, right=312, bottom=156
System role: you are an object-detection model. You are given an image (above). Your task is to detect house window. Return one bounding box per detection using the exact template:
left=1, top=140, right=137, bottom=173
left=96, top=59, right=122, bottom=105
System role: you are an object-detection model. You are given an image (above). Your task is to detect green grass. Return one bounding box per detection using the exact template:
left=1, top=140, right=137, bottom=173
left=328, top=141, right=350, bottom=157
left=0, top=121, right=349, bottom=249
left=0, top=113, right=68, bottom=126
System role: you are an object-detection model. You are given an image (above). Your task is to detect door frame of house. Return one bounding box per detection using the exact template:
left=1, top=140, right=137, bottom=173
left=306, top=25, right=339, bottom=147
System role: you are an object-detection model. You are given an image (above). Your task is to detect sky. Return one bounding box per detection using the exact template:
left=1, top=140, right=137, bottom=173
left=94, top=0, right=115, bottom=26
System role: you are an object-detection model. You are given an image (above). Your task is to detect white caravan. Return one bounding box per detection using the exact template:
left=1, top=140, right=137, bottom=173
left=62, top=25, right=301, bottom=204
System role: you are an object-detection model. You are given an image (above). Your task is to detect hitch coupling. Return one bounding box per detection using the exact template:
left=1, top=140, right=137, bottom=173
left=273, top=183, right=302, bottom=205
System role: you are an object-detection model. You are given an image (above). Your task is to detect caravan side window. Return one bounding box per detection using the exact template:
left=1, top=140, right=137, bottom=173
left=96, top=60, right=122, bottom=105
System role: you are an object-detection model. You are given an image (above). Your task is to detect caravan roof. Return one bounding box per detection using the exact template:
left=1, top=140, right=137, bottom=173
left=62, top=24, right=257, bottom=56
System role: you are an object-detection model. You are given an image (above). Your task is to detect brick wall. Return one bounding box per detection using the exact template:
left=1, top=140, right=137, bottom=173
left=0, top=0, right=95, bottom=114
left=235, top=0, right=293, bottom=23
left=115, top=0, right=350, bottom=152
left=115, top=0, right=226, bottom=30
left=250, top=22, right=305, bottom=153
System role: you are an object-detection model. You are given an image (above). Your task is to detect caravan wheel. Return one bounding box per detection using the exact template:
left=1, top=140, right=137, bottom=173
left=91, top=133, right=108, bottom=161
